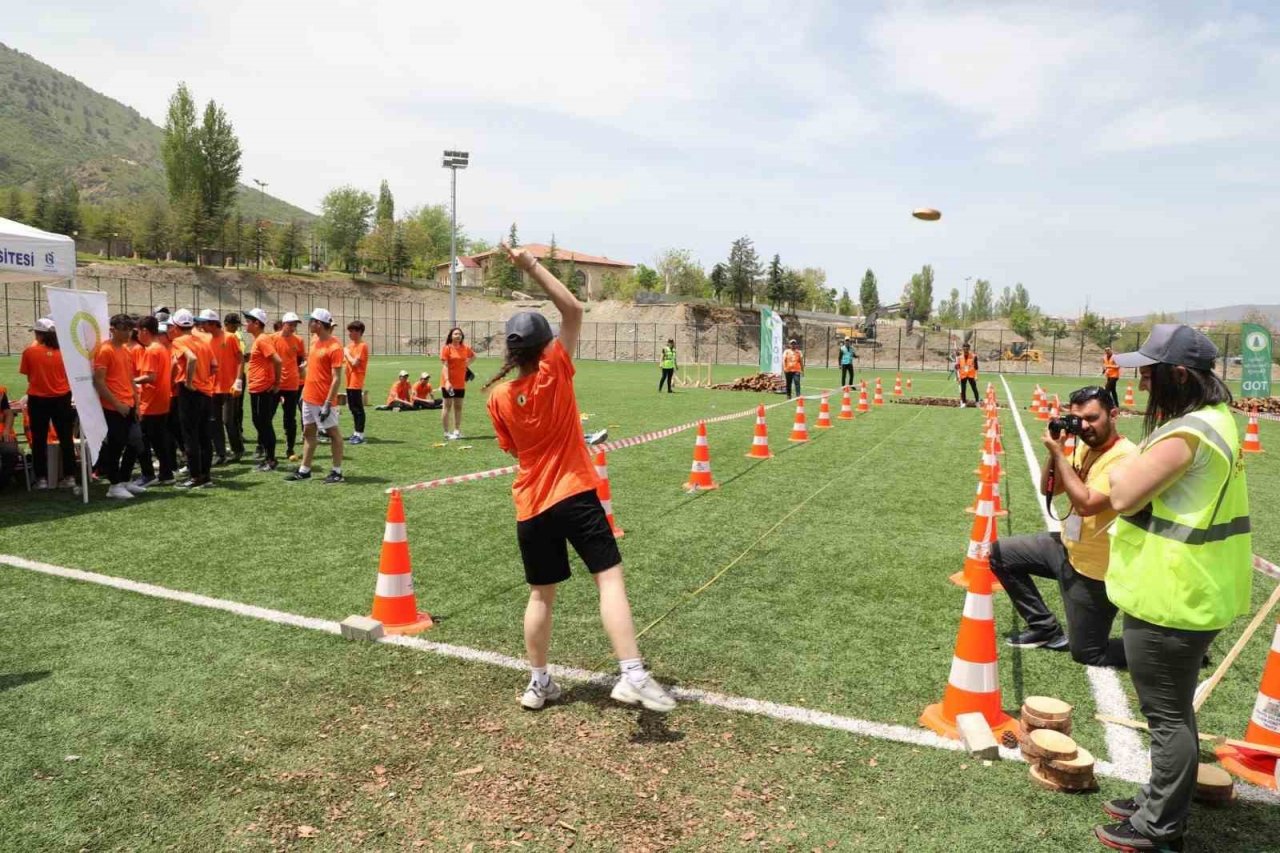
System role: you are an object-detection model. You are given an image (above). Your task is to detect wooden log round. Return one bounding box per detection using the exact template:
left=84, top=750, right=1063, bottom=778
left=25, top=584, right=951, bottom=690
left=1194, top=763, right=1236, bottom=805
left=1021, top=729, right=1078, bottom=762
left=1021, top=710, right=1073, bottom=735
left=1046, top=746, right=1095, bottom=777
left=1023, top=696, right=1072, bottom=723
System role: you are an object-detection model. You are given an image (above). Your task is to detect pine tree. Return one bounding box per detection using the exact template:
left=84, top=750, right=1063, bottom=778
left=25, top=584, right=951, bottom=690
left=545, top=233, right=563, bottom=282
left=195, top=99, right=242, bottom=254
left=766, top=254, right=785, bottom=309
left=391, top=225, right=411, bottom=281
left=783, top=269, right=803, bottom=313
left=5, top=187, right=24, bottom=222
left=32, top=177, right=53, bottom=231
left=94, top=206, right=121, bottom=258
left=49, top=181, right=81, bottom=237
left=859, top=269, right=880, bottom=316
left=709, top=263, right=727, bottom=303
left=726, top=236, right=761, bottom=309
left=161, top=83, right=200, bottom=203
left=275, top=220, right=303, bottom=272
left=141, top=200, right=170, bottom=264
left=376, top=180, right=394, bottom=224
left=837, top=289, right=854, bottom=315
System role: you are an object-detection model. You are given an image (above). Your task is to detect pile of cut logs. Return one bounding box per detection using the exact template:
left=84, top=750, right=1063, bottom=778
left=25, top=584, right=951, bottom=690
left=1020, top=697, right=1098, bottom=793
left=710, top=373, right=785, bottom=392
left=1235, top=397, right=1280, bottom=416
left=889, top=396, right=1002, bottom=409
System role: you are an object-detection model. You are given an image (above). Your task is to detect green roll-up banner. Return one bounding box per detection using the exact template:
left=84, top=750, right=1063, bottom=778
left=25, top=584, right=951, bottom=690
left=1241, top=323, right=1273, bottom=398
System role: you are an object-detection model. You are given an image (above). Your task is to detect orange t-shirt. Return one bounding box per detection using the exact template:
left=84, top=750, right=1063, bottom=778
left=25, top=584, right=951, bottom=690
left=783, top=349, right=803, bottom=372
left=1104, top=356, right=1120, bottom=379
left=345, top=341, right=369, bottom=390
left=161, top=336, right=179, bottom=398
left=412, top=380, right=432, bottom=400
left=92, top=341, right=135, bottom=411
left=247, top=333, right=281, bottom=394
left=387, top=379, right=411, bottom=404
left=138, top=342, right=172, bottom=416
left=441, top=343, right=475, bottom=389
left=19, top=342, right=71, bottom=397
left=487, top=340, right=599, bottom=522
left=216, top=332, right=243, bottom=394
left=172, top=333, right=217, bottom=395
left=275, top=333, right=305, bottom=391
left=302, top=336, right=343, bottom=406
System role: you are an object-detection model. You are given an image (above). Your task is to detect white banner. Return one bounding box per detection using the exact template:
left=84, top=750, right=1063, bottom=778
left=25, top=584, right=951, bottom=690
left=0, top=216, right=75, bottom=281
left=45, top=287, right=108, bottom=467
left=759, top=307, right=784, bottom=373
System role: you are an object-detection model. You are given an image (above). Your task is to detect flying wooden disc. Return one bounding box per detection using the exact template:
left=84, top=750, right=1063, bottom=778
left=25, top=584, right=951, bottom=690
left=1022, top=729, right=1078, bottom=762
left=912, top=207, right=941, bottom=221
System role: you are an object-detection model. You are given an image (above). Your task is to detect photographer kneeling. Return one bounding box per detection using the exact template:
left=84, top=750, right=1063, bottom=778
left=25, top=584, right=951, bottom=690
left=991, top=386, right=1136, bottom=666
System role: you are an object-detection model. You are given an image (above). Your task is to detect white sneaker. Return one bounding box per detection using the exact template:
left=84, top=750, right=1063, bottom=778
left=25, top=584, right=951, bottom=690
left=452, top=430, right=463, bottom=440
left=106, top=483, right=135, bottom=500
left=57, top=477, right=77, bottom=489
left=610, top=676, right=676, bottom=713
left=520, top=678, right=563, bottom=710
left=34, top=478, right=49, bottom=490
left=123, top=482, right=149, bottom=496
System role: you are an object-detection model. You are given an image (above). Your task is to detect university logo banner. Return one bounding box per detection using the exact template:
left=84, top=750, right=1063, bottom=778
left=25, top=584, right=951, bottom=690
left=1241, top=323, right=1272, bottom=399
left=45, top=286, right=109, bottom=466
left=759, top=307, right=783, bottom=374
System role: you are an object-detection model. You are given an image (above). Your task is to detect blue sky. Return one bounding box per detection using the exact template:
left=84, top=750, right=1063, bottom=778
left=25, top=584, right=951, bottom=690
left=16, top=0, right=1280, bottom=316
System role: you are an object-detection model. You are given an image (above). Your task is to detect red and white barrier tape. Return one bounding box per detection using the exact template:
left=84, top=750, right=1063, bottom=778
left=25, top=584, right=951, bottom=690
left=1256, top=554, right=1280, bottom=583
left=389, top=391, right=832, bottom=494
left=1236, top=408, right=1280, bottom=424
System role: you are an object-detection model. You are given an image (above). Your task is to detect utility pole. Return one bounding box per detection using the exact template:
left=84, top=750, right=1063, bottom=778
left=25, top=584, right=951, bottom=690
left=441, top=151, right=469, bottom=327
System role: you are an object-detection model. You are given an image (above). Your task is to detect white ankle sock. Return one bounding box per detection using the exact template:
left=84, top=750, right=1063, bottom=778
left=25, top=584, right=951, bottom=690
left=530, top=666, right=549, bottom=687
left=620, top=658, right=647, bottom=686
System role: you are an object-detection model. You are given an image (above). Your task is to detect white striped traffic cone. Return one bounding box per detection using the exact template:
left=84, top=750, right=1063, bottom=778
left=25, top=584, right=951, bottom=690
left=594, top=451, right=624, bottom=537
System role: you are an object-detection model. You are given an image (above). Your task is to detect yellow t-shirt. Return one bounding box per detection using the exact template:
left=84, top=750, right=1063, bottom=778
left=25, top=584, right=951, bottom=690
left=1061, top=436, right=1137, bottom=580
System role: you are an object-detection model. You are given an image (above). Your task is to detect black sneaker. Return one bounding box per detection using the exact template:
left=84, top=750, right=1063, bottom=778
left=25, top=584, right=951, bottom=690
left=1094, top=820, right=1183, bottom=852
left=1005, top=628, right=1069, bottom=650
left=1103, top=798, right=1139, bottom=821
left=194, top=478, right=213, bottom=489
left=322, top=470, right=344, bottom=485
left=284, top=469, right=312, bottom=481
left=175, top=478, right=198, bottom=490
left=213, top=456, right=228, bottom=467
left=254, top=460, right=278, bottom=473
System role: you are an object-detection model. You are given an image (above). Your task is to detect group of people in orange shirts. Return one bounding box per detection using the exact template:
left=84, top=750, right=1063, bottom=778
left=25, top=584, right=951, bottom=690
left=373, top=328, right=477, bottom=442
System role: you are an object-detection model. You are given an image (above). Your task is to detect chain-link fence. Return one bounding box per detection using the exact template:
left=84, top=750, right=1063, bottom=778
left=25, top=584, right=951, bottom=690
left=0, top=275, right=1260, bottom=381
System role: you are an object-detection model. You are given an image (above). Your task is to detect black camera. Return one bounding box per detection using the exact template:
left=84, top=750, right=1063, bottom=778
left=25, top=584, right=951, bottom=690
left=1048, top=414, right=1085, bottom=440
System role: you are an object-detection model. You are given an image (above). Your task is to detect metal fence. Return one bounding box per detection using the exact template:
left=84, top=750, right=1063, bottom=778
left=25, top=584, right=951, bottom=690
left=0, top=275, right=1259, bottom=381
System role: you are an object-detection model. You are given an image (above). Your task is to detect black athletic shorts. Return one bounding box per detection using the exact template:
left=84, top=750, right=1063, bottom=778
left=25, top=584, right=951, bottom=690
left=441, top=387, right=465, bottom=399
left=516, top=489, right=621, bottom=585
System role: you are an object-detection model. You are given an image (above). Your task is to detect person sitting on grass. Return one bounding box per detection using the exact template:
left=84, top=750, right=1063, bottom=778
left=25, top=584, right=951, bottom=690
left=412, top=372, right=442, bottom=410
left=485, top=242, right=675, bottom=714
left=376, top=372, right=414, bottom=411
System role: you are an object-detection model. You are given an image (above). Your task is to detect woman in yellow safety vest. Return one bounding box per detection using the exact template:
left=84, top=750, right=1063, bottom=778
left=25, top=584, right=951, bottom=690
left=1096, top=324, right=1251, bottom=852
left=658, top=338, right=677, bottom=393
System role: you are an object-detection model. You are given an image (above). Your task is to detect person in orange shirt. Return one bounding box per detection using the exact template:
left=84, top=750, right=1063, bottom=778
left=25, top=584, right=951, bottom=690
left=412, top=372, right=441, bottom=409
left=375, top=371, right=413, bottom=411
left=284, top=308, right=344, bottom=484
left=486, top=243, right=675, bottom=714
left=18, top=317, right=76, bottom=489
left=440, top=326, right=475, bottom=440
left=244, top=308, right=283, bottom=471
left=1103, top=345, right=1121, bottom=408
left=276, top=312, right=306, bottom=460
left=92, top=314, right=142, bottom=499
left=782, top=338, right=804, bottom=399
left=194, top=309, right=234, bottom=466
left=343, top=320, right=370, bottom=444
left=132, top=316, right=175, bottom=485
left=219, top=313, right=247, bottom=462
left=169, top=309, right=218, bottom=489
left=956, top=342, right=979, bottom=407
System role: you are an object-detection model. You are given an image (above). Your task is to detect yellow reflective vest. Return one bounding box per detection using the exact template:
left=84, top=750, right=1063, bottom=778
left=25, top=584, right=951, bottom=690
left=1106, top=404, right=1252, bottom=631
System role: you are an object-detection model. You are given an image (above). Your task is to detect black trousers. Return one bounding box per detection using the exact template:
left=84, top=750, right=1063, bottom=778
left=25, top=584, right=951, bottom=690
left=25, top=393, right=76, bottom=481
left=412, top=399, right=442, bottom=410
left=280, top=389, right=300, bottom=454
left=840, top=364, right=854, bottom=387
left=347, top=387, right=366, bottom=433
left=222, top=392, right=245, bottom=455
left=178, top=388, right=214, bottom=479
left=140, top=413, right=174, bottom=481
left=250, top=391, right=280, bottom=461
left=1106, top=377, right=1119, bottom=408
left=658, top=368, right=674, bottom=392
left=99, top=408, right=137, bottom=485
left=959, top=377, right=978, bottom=402
left=211, top=393, right=229, bottom=458
left=167, top=404, right=183, bottom=461
left=990, top=532, right=1126, bottom=667
left=785, top=371, right=801, bottom=398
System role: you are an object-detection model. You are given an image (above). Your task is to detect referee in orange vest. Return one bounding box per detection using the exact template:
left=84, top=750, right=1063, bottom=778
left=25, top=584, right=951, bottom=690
left=956, top=343, right=979, bottom=407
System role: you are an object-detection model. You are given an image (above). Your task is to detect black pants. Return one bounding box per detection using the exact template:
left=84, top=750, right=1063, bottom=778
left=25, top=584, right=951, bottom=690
left=1125, top=615, right=1217, bottom=842
left=959, top=377, right=978, bottom=402
left=785, top=371, right=801, bottom=398
left=140, top=413, right=174, bottom=481
left=658, top=368, right=674, bottom=392
left=840, top=364, right=854, bottom=387
left=222, top=392, right=245, bottom=456
left=990, top=532, right=1126, bottom=667
left=413, top=399, right=442, bottom=410
left=99, top=408, right=137, bottom=485
left=25, top=393, right=76, bottom=481
left=211, top=393, right=229, bottom=459
left=1106, top=377, right=1119, bottom=408
left=167, top=404, right=183, bottom=461
left=280, top=389, right=300, bottom=455
left=179, top=388, right=214, bottom=480
left=347, top=387, right=366, bottom=433
left=250, top=391, right=280, bottom=461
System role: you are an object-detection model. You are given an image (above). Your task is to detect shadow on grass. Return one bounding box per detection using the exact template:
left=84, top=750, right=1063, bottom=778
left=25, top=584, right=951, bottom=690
left=559, top=680, right=687, bottom=744
left=432, top=578, right=529, bottom=622
left=0, top=670, right=51, bottom=692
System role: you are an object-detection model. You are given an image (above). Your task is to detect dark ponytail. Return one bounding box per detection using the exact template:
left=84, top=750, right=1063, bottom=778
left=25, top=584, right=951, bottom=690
left=483, top=343, right=545, bottom=391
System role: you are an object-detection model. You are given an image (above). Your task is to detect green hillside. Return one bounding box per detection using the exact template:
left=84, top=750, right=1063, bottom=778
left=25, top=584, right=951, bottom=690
left=0, top=42, right=314, bottom=223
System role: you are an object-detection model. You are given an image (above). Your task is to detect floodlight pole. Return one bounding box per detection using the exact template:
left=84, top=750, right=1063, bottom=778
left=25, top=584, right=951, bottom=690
left=442, top=151, right=469, bottom=329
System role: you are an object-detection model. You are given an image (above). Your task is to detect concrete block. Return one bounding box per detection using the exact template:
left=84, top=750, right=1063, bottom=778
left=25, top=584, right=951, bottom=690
left=340, top=615, right=384, bottom=642
left=957, top=712, right=1000, bottom=760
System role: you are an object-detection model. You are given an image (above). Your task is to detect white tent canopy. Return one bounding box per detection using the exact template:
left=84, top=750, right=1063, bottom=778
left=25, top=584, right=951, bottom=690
left=0, top=216, right=75, bottom=284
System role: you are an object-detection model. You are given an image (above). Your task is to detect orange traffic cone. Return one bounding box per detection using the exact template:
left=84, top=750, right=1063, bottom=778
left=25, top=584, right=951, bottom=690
left=1036, top=393, right=1051, bottom=422
left=1216, top=620, right=1280, bottom=789
left=873, top=380, right=885, bottom=407
left=1244, top=409, right=1265, bottom=454
left=838, top=387, right=855, bottom=420
left=1063, top=433, right=1077, bottom=457
left=893, top=375, right=903, bottom=397
left=816, top=395, right=834, bottom=429
left=971, top=436, right=1007, bottom=488
left=906, top=377, right=913, bottom=392
left=370, top=490, right=434, bottom=635
left=789, top=398, right=810, bottom=442
left=746, top=404, right=774, bottom=459
left=594, top=452, right=624, bottom=538
left=1030, top=385, right=1043, bottom=413
left=1123, top=384, right=1135, bottom=408
left=684, top=421, right=719, bottom=492
left=954, top=476, right=1006, bottom=588
left=857, top=383, right=870, bottom=413
left=921, top=561, right=1020, bottom=741
left=984, top=420, right=1005, bottom=456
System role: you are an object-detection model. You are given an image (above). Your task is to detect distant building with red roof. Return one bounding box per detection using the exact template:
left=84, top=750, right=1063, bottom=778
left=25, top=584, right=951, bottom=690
left=434, top=243, right=634, bottom=299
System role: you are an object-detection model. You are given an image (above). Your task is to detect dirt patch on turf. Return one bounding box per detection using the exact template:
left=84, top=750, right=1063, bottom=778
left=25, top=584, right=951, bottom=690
left=889, top=396, right=1004, bottom=409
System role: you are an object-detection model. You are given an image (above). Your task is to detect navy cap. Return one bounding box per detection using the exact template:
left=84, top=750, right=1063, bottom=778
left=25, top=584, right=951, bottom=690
left=505, top=311, right=553, bottom=350
left=1113, top=324, right=1218, bottom=371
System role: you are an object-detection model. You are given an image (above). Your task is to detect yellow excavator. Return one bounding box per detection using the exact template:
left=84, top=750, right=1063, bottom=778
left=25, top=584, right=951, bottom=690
left=994, top=341, right=1043, bottom=363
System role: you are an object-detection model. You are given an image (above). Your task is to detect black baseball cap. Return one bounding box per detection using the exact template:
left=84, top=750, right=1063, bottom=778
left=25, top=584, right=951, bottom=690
left=505, top=311, right=553, bottom=350
left=1113, top=324, right=1218, bottom=371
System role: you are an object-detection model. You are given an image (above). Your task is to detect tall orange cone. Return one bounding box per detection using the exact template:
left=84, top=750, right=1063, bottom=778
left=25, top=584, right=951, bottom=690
left=789, top=398, right=810, bottom=442
left=594, top=451, right=624, bottom=538
left=1063, top=433, right=1077, bottom=457
left=857, top=383, right=870, bottom=413
left=953, top=475, right=1005, bottom=588
left=816, top=395, right=834, bottom=429
left=893, top=375, right=903, bottom=397
left=1243, top=409, right=1265, bottom=454
left=838, top=386, right=855, bottom=420
left=1030, top=385, right=1043, bottom=413
left=1216, top=620, right=1280, bottom=789
left=1037, top=392, right=1051, bottom=422
left=1049, top=394, right=1061, bottom=422
left=906, top=377, right=913, bottom=392
left=921, top=561, right=1020, bottom=741
left=873, top=380, right=885, bottom=407
left=1123, top=384, right=1135, bottom=408
left=746, top=404, right=774, bottom=459
left=684, top=421, right=719, bottom=492
left=370, top=490, right=434, bottom=634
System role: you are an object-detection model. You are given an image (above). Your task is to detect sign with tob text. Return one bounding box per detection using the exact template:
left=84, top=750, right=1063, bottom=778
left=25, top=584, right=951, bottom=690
left=1241, top=322, right=1273, bottom=398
